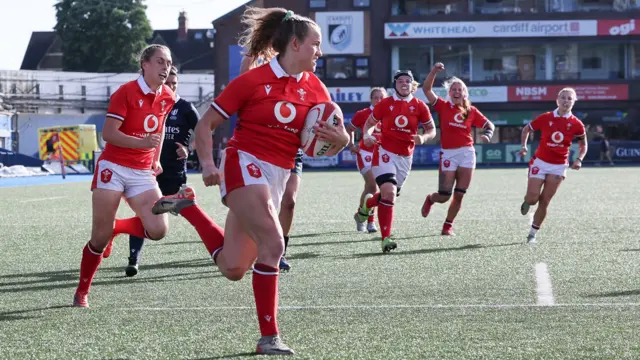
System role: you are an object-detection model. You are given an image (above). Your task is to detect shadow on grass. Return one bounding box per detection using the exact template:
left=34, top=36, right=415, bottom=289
left=345, top=242, right=523, bottom=259
left=0, top=305, right=68, bottom=322
left=192, top=352, right=257, bottom=359
left=284, top=252, right=319, bottom=261
left=0, top=259, right=219, bottom=293
left=585, top=289, right=640, bottom=298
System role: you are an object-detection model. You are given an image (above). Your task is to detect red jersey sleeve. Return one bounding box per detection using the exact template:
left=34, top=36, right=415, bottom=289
left=372, top=99, right=386, bottom=121
left=211, top=73, right=255, bottom=119
left=418, top=100, right=433, bottom=125
left=432, top=97, right=448, bottom=113
left=106, top=86, right=129, bottom=121
left=528, top=113, right=547, bottom=132
left=471, top=107, right=490, bottom=128
left=349, top=110, right=366, bottom=130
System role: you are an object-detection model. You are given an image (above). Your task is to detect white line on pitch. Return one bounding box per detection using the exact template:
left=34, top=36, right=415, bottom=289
left=20, top=196, right=66, bottom=203
left=119, top=302, right=640, bottom=312
left=535, top=263, right=555, bottom=306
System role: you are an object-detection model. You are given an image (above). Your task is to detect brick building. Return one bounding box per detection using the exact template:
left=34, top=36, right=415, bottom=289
left=214, top=0, right=639, bottom=143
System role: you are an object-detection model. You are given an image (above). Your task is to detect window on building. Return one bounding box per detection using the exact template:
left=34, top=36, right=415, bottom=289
left=632, top=44, right=640, bottom=79
left=353, top=0, right=370, bottom=6
left=314, top=58, right=325, bottom=80
left=474, top=0, right=542, bottom=14
left=355, top=57, right=369, bottom=79
left=310, top=0, right=326, bottom=8
left=326, top=57, right=354, bottom=79
left=433, top=45, right=470, bottom=82
left=397, top=45, right=469, bottom=82
left=398, top=45, right=432, bottom=81
left=472, top=44, right=546, bottom=81
left=391, top=0, right=467, bottom=15
left=547, top=0, right=638, bottom=13
left=551, top=43, right=624, bottom=80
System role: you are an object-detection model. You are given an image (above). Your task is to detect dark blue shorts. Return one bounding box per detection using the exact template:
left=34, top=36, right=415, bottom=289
left=156, top=172, right=187, bottom=196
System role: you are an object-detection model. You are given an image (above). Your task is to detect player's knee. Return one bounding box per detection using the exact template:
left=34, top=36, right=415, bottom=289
left=437, top=189, right=452, bottom=202
left=379, top=184, right=396, bottom=203
left=280, top=194, right=296, bottom=212
left=453, top=188, right=466, bottom=201
left=252, top=221, right=285, bottom=261
left=525, top=193, right=539, bottom=205
left=258, top=235, right=285, bottom=262
left=223, top=267, right=248, bottom=281
left=90, top=225, right=114, bottom=249
left=145, top=225, right=168, bottom=241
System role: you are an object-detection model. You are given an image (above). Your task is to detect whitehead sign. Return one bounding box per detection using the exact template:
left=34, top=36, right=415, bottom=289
left=315, top=12, right=364, bottom=54
left=328, top=87, right=370, bottom=103
left=385, top=20, right=597, bottom=39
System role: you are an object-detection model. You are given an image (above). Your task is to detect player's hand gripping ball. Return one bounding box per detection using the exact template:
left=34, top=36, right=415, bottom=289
left=301, top=101, right=344, bottom=157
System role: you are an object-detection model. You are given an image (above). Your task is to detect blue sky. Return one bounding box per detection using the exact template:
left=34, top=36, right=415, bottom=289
left=0, top=0, right=249, bottom=70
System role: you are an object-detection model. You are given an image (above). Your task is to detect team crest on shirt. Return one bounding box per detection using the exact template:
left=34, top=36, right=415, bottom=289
left=549, top=121, right=553, bottom=127
left=246, top=163, right=262, bottom=178
left=382, top=154, right=390, bottom=163
left=297, top=89, right=306, bottom=101
left=100, top=168, right=113, bottom=183
left=264, top=85, right=272, bottom=95
left=139, top=100, right=144, bottom=108
left=365, top=155, right=372, bottom=162
left=161, top=100, right=166, bottom=112
left=567, top=123, right=572, bottom=130
left=389, top=105, right=394, bottom=111
left=409, top=106, right=415, bottom=112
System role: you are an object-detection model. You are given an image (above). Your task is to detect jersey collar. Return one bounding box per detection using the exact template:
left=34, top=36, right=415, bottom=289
left=269, top=57, right=303, bottom=82
left=553, top=109, right=572, bottom=118
left=137, top=76, right=162, bottom=95
left=393, top=93, right=414, bottom=102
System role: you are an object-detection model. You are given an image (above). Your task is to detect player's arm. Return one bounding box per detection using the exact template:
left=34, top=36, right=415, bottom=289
left=520, top=125, right=533, bottom=156
left=102, top=88, right=156, bottom=148
left=572, top=124, right=588, bottom=169
left=102, top=117, right=153, bottom=148
left=422, top=63, right=445, bottom=106
left=194, top=107, right=225, bottom=169
left=345, top=113, right=361, bottom=152
left=196, top=73, right=253, bottom=184
left=415, top=103, right=436, bottom=145
left=474, top=108, right=495, bottom=143
left=520, top=115, right=542, bottom=156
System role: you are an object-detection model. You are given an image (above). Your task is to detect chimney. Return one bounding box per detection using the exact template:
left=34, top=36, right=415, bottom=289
left=178, top=11, right=188, bottom=42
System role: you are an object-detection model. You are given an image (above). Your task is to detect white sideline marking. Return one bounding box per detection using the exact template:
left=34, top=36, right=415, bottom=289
left=535, top=263, right=555, bottom=306
left=120, top=303, right=640, bottom=312
left=20, top=196, right=66, bottom=203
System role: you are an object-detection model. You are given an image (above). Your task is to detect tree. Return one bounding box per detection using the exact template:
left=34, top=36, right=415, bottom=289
left=54, top=0, right=153, bottom=73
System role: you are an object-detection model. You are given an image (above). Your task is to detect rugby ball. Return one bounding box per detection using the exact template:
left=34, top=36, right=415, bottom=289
left=300, top=102, right=343, bottom=157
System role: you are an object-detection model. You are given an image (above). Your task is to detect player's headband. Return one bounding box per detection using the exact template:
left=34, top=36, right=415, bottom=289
left=282, top=10, right=293, bottom=23
left=393, top=70, right=414, bottom=82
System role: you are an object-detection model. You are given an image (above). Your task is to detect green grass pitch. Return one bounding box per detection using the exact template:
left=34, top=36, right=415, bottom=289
left=1, top=167, right=640, bottom=359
